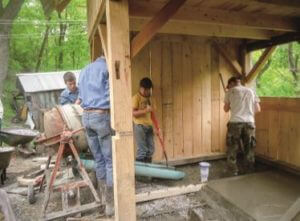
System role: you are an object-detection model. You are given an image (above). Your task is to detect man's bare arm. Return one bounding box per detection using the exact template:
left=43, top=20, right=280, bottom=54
left=224, top=102, right=230, bottom=112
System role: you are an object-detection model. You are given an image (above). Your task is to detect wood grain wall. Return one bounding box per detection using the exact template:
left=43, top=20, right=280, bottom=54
left=131, top=35, right=241, bottom=161
left=256, top=97, right=300, bottom=168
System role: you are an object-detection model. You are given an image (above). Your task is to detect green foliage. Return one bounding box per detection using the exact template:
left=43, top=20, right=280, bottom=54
left=8, top=0, right=89, bottom=74
left=253, top=42, right=300, bottom=97
left=2, top=0, right=89, bottom=124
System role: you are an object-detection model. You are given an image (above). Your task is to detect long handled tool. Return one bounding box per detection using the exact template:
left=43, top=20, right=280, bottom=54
left=147, top=99, right=169, bottom=166
left=150, top=111, right=169, bottom=167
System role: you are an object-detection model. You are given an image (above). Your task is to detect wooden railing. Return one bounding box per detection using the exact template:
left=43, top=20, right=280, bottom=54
left=256, top=97, right=300, bottom=168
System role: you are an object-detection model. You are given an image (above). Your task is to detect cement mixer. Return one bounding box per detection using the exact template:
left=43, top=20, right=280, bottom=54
left=42, top=104, right=185, bottom=180
left=43, top=104, right=89, bottom=153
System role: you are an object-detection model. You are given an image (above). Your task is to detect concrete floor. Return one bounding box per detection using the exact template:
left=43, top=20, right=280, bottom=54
left=207, top=171, right=300, bottom=221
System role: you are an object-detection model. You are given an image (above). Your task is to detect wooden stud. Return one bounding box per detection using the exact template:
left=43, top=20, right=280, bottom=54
left=245, top=46, right=276, bottom=83
left=106, top=0, right=136, bottom=220
left=130, top=0, right=186, bottom=58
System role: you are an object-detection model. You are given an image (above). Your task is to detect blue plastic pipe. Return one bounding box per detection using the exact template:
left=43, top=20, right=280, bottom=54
left=79, top=159, right=185, bottom=180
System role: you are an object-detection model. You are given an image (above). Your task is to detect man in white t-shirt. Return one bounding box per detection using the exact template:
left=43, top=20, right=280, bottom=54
left=224, top=76, right=261, bottom=175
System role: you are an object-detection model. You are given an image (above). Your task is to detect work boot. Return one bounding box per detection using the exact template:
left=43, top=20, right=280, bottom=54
left=97, top=179, right=106, bottom=204
left=105, top=186, right=114, bottom=217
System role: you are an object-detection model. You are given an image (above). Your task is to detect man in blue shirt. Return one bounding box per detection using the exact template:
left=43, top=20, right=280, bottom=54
left=59, top=72, right=79, bottom=105
left=77, top=56, right=113, bottom=216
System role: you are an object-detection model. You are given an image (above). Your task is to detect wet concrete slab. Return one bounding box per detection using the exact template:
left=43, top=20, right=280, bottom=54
left=207, top=171, right=300, bottom=221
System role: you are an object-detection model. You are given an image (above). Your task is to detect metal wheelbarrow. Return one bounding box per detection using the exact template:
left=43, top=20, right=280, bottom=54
left=0, top=128, right=39, bottom=185
left=0, top=128, right=39, bottom=146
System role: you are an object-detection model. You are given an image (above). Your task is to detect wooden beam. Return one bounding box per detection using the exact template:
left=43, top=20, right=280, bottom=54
left=130, top=0, right=186, bottom=58
left=98, top=24, right=108, bottom=61
left=106, top=0, right=136, bottom=220
left=130, top=17, right=277, bottom=40
left=213, top=41, right=243, bottom=76
left=136, top=184, right=205, bottom=203
left=88, top=0, right=106, bottom=41
left=246, top=32, right=300, bottom=52
left=245, top=46, right=276, bottom=83
left=130, top=1, right=300, bottom=32
left=91, top=33, right=102, bottom=62
left=233, top=0, right=300, bottom=10
left=154, top=153, right=226, bottom=166
left=256, top=154, right=300, bottom=176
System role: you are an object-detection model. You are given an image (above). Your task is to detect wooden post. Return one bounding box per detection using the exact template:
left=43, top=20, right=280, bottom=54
left=106, top=0, right=136, bottom=220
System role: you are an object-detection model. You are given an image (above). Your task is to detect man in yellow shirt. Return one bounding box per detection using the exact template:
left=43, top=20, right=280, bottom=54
left=132, top=77, right=155, bottom=163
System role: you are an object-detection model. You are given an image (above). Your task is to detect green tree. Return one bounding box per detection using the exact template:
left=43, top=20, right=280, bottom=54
left=253, top=42, right=300, bottom=97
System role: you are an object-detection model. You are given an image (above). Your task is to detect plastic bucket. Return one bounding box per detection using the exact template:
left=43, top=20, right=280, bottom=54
left=199, top=162, right=211, bottom=182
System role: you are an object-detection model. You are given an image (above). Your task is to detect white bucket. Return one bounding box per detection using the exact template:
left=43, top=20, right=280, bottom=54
left=199, top=162, right=211, bottom=182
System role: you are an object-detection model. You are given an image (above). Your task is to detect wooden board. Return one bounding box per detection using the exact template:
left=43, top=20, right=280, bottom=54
left=210, top=44, right=220, bottom=152
left=256, top=97, right=300, bottom=171
left=161, top=38, right=174, bottom=159
left=129, top=35, right=243, bottom=162
left=136, top=184, right=205, bottom=203
left=191, top=42, right=203, bottom=155
left=150, top=40, right=163, bottom=161
left=201, top=43, right=212, bottom=154
left=172, top=42, right=184, bottom=158
left=182, top=38, right=193, bottom=158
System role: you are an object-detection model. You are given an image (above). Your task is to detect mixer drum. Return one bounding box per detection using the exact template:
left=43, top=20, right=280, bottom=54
left=43, top=104, right=88, bottom=152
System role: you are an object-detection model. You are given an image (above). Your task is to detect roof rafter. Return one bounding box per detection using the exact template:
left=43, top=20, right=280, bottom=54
left=130, top=1, right=300, bottom=32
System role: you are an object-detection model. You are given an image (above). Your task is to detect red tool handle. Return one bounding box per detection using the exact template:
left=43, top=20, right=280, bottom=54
left=151, top=111, right=168, bottom=166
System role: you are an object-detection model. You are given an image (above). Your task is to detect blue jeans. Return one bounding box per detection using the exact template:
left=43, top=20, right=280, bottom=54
left=134, top=124, right=154, bottom=161
left=82, top=112, right=113, bottom=187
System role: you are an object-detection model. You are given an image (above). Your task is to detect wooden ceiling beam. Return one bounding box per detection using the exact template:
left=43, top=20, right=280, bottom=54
left=246, top=32, right=300, bottom=52
left=130, top=17, right=278, bottom=40
left=130, top=0, right=187, bottom=58
left=234, top=0, right=300, bottom=10
left=245, top=46, right=276, bottom=83
left=130, top=2, right=300, bottom=32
